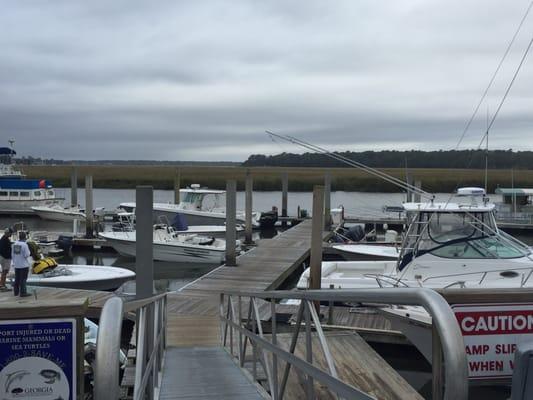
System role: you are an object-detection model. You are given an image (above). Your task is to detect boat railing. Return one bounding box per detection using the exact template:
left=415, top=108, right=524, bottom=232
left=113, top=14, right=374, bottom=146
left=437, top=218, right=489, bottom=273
left=219, top=288, right=468, bottom=400
left=421, top=266, right=533, bottom=287
left=363, top=273, right=410, bottom=288
left=94, top=293, right=167, bottom=400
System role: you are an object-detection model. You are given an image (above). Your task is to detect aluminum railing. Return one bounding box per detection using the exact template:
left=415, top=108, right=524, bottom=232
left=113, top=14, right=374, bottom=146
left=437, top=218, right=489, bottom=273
left=93, top=293, right=167, bottom=400
left=220, top=288, right=468, bottom=400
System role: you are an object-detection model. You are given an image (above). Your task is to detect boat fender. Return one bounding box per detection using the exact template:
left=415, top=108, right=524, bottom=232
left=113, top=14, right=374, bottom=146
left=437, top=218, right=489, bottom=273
left=32, top=257, right=59, bottom=274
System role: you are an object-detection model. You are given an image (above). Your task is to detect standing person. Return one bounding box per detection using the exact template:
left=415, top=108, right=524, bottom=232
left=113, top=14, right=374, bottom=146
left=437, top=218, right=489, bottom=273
left=0, top=228, right=12, bottom=291
left=11, top=231, right=31, bottom=297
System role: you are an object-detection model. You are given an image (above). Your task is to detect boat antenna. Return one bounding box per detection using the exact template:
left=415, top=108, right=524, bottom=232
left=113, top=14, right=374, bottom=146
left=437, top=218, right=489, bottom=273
left=266, top=130, right=435, bottom=201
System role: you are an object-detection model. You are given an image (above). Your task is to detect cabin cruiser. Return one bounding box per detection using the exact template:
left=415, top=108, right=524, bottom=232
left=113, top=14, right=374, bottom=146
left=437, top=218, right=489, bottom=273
left=99, top=224, right=238, bottom=263
left=0, top=143, right=62, bottom=214
left=298, top=187, right=533, bottom=290
left=120, top=184, right=262, bottom=228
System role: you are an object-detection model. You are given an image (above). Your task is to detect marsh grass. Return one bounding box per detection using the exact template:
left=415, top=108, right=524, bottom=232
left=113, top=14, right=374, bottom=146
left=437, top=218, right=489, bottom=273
left=23, top=165, right=533, bottom=193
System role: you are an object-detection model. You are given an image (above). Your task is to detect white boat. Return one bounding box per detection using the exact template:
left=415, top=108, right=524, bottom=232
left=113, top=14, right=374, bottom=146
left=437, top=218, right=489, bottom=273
left=120, top=184, right=262, bottom=228
left=0, top=142, right=63, bottom=214
left=31, top=204, right=86, bottom=222
left=10, top=264, right=135, bottom=291
left=298, top=187, right=533, bottom=291
left=99, top=225, right=234, bottom=263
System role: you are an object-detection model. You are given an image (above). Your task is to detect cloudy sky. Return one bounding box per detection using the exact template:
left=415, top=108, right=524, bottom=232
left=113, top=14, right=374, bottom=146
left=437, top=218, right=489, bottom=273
left=2, top=1, right=533, bottom=161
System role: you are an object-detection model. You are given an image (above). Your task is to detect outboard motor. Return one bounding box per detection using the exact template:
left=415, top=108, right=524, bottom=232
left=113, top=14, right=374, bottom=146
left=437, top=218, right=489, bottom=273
left=345, top=225, right=365, bottom=242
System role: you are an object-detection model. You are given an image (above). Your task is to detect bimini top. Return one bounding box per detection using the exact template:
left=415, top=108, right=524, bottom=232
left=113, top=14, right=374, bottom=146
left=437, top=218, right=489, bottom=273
left=0, top=147, right=16, bottom=155
left=181, top=185, right=225, bottom=195
left=402, top=201, right=495, bottom=213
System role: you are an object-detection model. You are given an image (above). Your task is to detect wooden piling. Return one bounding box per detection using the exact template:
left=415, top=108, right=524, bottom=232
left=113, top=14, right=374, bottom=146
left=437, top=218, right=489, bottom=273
left=136, top=186, right=154, bottom=299
left=309, top=186, right=325, bottom=290
left=414, top=180, right=422, bottom=203
left=281, top=172, right=288, bottom=227
left=174, top=168, right=181, bottom=204
left=70, top=166, right=78, bottom=207
left=324, top=172, right=331, bottom=229
left=226, top=180, right=237, bottom=266
left=245, top=171, right=253, bottom=244
left=406, top=174, right=413, bottom=202
left=85, top=175, right=94, bottom=238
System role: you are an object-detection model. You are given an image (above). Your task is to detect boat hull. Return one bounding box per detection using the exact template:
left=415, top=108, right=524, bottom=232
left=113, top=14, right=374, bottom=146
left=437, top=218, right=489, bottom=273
left=102, top=236, right=225, bottom=263
left=32, top=207, right=86, bottom=222
left=0, top=199, right=63, bottom=215
left=14, top=264, right=135, bottom=291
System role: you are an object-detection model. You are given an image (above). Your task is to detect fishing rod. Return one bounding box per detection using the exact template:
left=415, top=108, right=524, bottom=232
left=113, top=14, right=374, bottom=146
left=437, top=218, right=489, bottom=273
left=266, top=130, right=435, bottom=201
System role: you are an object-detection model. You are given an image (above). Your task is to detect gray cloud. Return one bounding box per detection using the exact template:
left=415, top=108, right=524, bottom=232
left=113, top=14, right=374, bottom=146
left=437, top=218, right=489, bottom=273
left=1, top=0, right=533, bottom=161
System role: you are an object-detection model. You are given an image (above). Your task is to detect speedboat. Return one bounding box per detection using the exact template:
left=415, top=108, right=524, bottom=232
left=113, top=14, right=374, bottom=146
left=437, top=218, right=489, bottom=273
left=32, top=204, right=86, bottom=222
left=120, top=184, right=262, bottom=228
left=10, top=264, right=135, bottom=291
left=298, top=187, right=533, bottom=290
left=99, top=224, right=236, bottom=263
left=0, top=142, right=63, bottom=215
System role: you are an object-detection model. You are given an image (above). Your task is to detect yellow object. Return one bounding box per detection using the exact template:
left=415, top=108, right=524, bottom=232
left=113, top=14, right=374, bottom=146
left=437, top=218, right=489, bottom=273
left=32, top=257, right=58, bottom=274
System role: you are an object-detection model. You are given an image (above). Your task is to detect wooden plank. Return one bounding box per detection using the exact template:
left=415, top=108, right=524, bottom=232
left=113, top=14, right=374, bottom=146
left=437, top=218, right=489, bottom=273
left=274, top=331, right=423, bottom=400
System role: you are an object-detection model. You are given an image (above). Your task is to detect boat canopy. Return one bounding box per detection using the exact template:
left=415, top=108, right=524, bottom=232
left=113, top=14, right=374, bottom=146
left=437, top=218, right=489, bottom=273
left=0, top=147, right=15, bottom=155
left=0, top=179, right=52, bottom=189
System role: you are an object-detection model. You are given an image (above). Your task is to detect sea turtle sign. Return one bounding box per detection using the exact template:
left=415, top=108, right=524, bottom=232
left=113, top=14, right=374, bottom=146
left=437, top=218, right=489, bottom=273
left=453, top=303, right=533, bottom=380
left=0, top=318, right=76, bottom=399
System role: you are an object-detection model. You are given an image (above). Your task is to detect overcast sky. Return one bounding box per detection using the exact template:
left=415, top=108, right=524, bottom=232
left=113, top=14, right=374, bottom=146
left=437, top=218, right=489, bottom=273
left=2, top=1, right=533, bottom=161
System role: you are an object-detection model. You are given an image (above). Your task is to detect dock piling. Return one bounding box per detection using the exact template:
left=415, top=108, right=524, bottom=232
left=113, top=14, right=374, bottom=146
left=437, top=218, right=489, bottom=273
left=414, top=180, right=422, bottom=203
left=71, top=166, right=78, bottom=207
left=324, top=172, right=331, bottom=229
left=85, top=175, right=94, bottom=238
left=245, top=171, right=253, bottom=244
left=174, top=168, right=181, bottom=204
left=226, top=180, right=237, bottom=266
left=310, top=185, right=325, bottom=290
left=136, top=185, right=154, bottom=299
left=281, top=172, right=288, bottom=227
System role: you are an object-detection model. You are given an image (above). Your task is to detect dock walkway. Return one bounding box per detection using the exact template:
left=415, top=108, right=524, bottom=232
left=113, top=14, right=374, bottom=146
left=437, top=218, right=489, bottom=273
left=159, top=347, right=265, bottom=400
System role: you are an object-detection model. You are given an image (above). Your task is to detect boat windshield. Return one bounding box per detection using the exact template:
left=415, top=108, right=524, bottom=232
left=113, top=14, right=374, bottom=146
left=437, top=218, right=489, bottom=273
left=415, top=211, right=530, bottom=259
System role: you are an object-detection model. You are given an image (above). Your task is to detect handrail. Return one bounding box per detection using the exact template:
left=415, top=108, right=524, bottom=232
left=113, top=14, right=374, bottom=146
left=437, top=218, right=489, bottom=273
left=220, top=288, right=468, bottom=400
left=93, top=294, right=167, bottom=400
left=94, top=297, right=124, bottom=400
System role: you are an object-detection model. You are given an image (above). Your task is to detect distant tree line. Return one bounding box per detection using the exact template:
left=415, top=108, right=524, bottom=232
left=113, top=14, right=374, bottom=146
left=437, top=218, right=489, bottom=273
left=242, top=149, right=533, bottom=169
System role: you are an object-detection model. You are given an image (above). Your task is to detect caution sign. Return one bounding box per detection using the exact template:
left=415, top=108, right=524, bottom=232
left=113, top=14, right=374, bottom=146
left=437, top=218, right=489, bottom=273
left=0, top=318, right=76, bottom=399
left=452, top=303, right=533, bottom=380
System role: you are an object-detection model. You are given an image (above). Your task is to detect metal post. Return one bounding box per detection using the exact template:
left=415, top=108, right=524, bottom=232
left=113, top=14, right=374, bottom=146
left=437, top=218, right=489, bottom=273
left=309, top=186, right=324, bottom=290
left=245, top=171, right=253, bottom=244
left=305, top=302, right=314, bottom=399
left=226, top=180, right=237, bottom=266
left=324, top=172, right=331, bottom=229
left=71, top=166, right=78, bottom=207
left=85, top=175, right=94, bottom=238
left=281, top=172, right=288, bottom=227
left=174, top=168, right=181, bottom=204
left=136, top=186, right=154, bottom=299
left=414, top=180, right=422, bottom=203
left=432, top=324, right=444, bottom=400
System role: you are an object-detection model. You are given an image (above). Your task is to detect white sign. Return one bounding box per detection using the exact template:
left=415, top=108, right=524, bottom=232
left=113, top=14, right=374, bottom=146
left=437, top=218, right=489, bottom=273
left=452, top=303, right=533, bottom=380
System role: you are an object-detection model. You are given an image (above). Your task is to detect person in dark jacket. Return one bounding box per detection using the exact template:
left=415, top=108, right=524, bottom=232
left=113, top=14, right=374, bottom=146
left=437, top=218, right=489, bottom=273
left=0, top=228, right=13, bottom=290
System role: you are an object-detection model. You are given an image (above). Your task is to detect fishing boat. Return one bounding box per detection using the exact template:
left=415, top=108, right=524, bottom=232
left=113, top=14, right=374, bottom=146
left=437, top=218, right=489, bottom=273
left=298, top=187, right=533, bottom=290
left=31, top=204, right=86, bottom=222
left=119, top=184, right=262, bottom=228
left=9, top=264, right=135, bottom=291
left=0, top=141, right=62, bottom=215
left=99, top=224, right=235, bottom=263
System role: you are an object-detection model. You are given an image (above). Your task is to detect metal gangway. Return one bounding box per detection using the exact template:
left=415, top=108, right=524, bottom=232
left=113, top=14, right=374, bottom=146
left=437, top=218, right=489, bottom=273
left=91, top=287, right=489, bottom=400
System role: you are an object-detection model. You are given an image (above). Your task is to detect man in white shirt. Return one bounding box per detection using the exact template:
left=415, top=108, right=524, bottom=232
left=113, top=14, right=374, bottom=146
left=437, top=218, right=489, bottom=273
left=11, top=231, right=31, bottom=297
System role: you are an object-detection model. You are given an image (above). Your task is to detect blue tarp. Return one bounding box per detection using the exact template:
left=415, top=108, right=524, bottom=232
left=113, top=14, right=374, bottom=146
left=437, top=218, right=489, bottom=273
left=171, top=213, right=189, bottom=231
